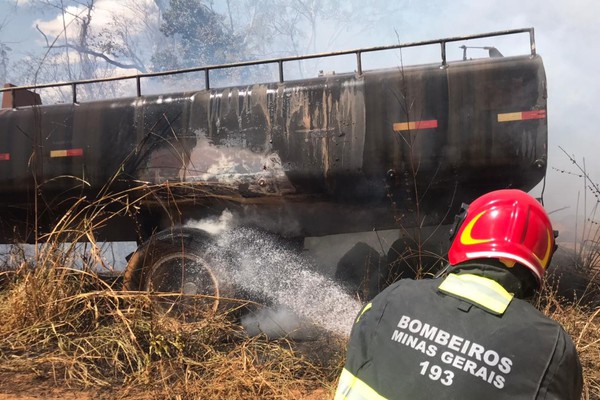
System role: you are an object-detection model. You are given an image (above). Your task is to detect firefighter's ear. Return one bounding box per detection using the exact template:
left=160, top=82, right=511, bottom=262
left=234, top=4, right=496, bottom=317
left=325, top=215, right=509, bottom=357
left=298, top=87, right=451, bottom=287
left=448, top=203, right=469, bottom=241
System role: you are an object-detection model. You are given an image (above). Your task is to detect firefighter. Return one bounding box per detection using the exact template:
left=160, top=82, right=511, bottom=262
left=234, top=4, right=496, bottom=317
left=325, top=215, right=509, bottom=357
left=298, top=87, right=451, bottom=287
left=335, top=189, right=583, bottom=400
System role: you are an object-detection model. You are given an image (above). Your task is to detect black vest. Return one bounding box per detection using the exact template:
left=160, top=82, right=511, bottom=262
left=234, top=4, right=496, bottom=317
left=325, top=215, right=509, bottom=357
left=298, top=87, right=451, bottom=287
left=339, top=276, right=582, bottom=399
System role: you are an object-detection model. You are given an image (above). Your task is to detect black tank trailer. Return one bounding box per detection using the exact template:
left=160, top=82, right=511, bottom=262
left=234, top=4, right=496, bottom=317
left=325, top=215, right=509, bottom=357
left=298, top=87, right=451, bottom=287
left=0, top=28, right=547, bottom=305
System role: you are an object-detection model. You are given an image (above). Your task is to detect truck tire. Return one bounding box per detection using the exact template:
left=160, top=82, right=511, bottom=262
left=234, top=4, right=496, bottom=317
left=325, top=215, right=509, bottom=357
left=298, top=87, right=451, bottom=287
left=123, top=227, right=229, bottom=315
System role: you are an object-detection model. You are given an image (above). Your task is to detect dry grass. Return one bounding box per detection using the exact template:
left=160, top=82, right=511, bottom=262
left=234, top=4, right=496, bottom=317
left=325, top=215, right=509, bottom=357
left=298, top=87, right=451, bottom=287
left=0, top=261, right=345, bottom=399
left=0, top=254, right=597, bottom=399
left=0, top=178, right=597, bottom=398
left=0, top=175, right=347, bottom=399
left=554, top=305, right=600, bottom=400
left=536, top=278, right=600, bottom=400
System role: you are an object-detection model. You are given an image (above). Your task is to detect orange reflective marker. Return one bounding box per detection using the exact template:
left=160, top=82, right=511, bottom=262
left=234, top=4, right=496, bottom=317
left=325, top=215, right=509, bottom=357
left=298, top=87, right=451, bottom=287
left=393, top=119, right=438, bottom=131
left=497, top=110, right=546, bottom=122
left=50, top=148, right=84, bottom=158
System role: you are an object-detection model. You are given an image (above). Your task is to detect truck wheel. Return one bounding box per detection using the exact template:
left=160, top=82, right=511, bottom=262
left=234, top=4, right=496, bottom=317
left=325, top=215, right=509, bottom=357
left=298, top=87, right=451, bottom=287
left=123, top=227, right=229, bottom=315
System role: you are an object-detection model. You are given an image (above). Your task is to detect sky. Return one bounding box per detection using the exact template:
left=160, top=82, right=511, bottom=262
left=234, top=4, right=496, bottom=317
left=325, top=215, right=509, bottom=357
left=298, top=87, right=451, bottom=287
left=1, top=0, right=599, bottom=243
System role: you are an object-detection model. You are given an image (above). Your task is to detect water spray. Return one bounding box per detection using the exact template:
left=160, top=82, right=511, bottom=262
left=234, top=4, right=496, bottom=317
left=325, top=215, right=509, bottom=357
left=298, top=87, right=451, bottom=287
left=186, top=213, right=362, bottom=338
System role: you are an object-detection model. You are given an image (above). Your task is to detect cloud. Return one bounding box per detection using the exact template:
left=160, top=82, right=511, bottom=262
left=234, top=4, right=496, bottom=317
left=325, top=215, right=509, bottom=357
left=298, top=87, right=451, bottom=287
left=33, top=0, right=157, bottom=44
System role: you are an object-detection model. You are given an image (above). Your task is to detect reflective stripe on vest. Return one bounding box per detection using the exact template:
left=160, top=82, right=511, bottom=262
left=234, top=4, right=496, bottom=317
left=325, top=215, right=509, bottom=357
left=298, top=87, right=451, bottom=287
left=355, top=302, right=372, bottom=323
left=335, top=368, right=388, bottom=400
left=438, top=273, right=513, bottom=315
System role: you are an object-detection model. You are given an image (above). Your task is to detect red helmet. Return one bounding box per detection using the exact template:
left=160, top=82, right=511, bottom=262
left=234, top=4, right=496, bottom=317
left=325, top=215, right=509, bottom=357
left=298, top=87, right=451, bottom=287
left=448, top=189, right=555, bottom=284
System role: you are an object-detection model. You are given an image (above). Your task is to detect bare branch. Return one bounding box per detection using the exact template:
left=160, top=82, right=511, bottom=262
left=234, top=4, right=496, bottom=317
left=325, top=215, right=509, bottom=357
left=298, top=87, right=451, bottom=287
left=36, top=24, right=51, bottom=48
left=46, top=43, right=147, bottom=72
left=60, top=0, right=74, bottom=80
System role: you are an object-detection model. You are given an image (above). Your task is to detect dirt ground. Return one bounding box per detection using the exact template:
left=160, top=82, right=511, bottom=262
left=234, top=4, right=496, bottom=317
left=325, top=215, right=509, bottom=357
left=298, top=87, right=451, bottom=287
left=0, top=373, right=95, bottom=400
left=0, top=372, right=333, bottom=400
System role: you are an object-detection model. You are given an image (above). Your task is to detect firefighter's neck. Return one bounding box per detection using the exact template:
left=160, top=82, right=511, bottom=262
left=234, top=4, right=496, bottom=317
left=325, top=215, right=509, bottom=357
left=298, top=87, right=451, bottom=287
left=448, top=260, right=536, bottom=299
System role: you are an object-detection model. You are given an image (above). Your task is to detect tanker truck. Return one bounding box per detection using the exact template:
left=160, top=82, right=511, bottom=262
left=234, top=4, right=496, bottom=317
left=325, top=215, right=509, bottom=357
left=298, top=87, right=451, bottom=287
left=0, top=28, right=547, bottom=305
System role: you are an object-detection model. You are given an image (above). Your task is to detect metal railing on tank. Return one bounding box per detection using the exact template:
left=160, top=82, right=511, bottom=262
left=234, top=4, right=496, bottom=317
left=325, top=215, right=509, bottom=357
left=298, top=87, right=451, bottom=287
left=0, top=27, right=536, bottom=108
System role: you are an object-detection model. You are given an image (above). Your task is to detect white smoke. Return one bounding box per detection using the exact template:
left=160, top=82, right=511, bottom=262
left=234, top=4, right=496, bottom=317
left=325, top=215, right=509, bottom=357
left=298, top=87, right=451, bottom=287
left=185, top=210, right=236, bottom=235
left=241, top=306, right=320, bottom=341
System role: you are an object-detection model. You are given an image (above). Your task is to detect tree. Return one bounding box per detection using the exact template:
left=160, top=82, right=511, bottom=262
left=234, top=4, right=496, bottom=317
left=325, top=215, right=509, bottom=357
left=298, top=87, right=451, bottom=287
left=12, top=0, right=163, bottom=101
left=8, top=0, right=413, bottom=92
left=151, top=0, right=244, bottom=71
left=0, top=41, right=10, bottom=86
left=89, top=0, right=164, bottom=74
left=229, top=0, right=399, bottom=54
left=0, top=11, right=14, bottom=85
left=33, top=0, right=155, bottom=74
left=219, top=0, right=411, bottom=78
